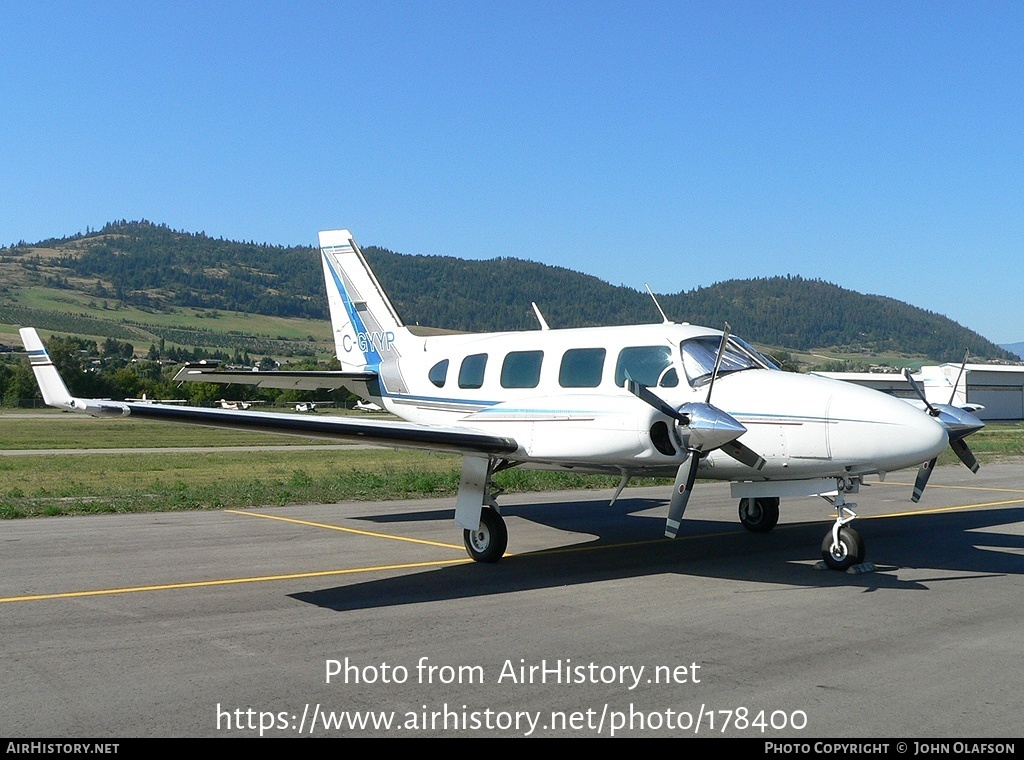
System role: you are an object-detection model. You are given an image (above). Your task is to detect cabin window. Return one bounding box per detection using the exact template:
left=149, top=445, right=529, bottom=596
left=559, top=348, right=606, bottom=388
left=458, top=353, right=488, bottom=389
left=428, top=359, right=449, bottom=388
left=615, top=346, right=677, bottom=388
left=500, top=350, right=543, bottom=389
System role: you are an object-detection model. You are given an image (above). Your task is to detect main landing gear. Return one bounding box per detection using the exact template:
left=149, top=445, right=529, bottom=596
left=738, top=497, right=780, bottom=533
left=456, top=455, right=513, bottom=563
left=463, top=507, right=508, bottom=563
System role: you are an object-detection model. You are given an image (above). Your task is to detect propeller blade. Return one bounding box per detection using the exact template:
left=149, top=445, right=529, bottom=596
left=705, top=322, right=731, bottom=404
left=909, top=401, right=981, bottom=503
left=665, top=453, right=699, bottom=538
left=947, top=349, right=970, bottom=406
left=625, top=378, right=688, bottom=424
left=950, top=438, right=980, bottom=474
left=721, top=440, right=767, bottom=471
left=902, top=368, right=937, bottom=415
left=912, top=458, right=937, bottom=503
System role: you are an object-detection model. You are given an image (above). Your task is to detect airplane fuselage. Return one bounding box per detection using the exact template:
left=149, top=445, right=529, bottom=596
left=355, top=321, right=948, bottom=483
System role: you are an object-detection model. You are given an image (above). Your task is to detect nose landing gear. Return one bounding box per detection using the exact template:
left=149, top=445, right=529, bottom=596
left=819, top=477, right=870, bottom=572
left=821, top=525, right=865, bottom=571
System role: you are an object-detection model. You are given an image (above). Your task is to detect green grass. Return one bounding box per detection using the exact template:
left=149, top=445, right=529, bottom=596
left=2, top=283, right=334, bottom=358
left=0, top=413, right=343, bottom=449
left=950, top=421, right=1024, bottom=459
left=0, top=412, right=656, bottom=518
left=14, top=285, right=332, bottom=341
left=0, top=447, right=646, bottom=518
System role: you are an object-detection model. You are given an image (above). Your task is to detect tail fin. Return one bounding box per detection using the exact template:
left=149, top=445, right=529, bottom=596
left=19, top=328, right=74, bottom=410
left=318, top=229, right=409, bottom=373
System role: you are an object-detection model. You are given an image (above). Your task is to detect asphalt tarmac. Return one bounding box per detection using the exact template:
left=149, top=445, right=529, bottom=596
left=1, top=462, right=1021, bottom=738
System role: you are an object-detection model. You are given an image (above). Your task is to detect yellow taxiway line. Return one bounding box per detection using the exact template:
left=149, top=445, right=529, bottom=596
left=2, top=490, right=1022, bottom=604
left=225, top=509, right=466, bottom=550
left=0, top=558, right=472, bottom=604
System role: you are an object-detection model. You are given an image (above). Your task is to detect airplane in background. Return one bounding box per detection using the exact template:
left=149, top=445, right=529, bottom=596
left=294, top=401, right=337, bottom=412
left=217, top=399, right=264, bottom=411
left=126, top=393, right=187, bottom=404
left=353, top=399, right=383, bottom=412
left=19, top=229, right=985, bottom=571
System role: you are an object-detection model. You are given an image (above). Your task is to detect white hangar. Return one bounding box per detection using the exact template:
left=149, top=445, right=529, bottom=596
left=812, top=363, right=1024, bottom=422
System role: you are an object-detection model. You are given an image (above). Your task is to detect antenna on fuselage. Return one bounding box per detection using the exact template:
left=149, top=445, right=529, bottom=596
left=645, top=285, right=671, bottom=324
left=531, top=302, right=550, bottom=330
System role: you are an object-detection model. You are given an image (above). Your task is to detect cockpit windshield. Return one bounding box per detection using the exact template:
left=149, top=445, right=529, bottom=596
left=680, top=336, right=777, bottom=387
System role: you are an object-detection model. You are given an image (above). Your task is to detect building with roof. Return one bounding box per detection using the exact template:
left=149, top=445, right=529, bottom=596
left=812, top=364, right=1024, bottom=421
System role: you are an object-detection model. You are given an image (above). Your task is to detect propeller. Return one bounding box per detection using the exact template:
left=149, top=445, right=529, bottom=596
left=903, top=356, right=985, bottom=502
left=947, top=350, right=970, bottom=406
left=665, top=452, right=699, bottom=539
left=626, top=325, right=766, bottom=538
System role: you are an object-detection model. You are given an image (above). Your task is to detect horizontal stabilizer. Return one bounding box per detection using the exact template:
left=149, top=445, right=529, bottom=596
left=19, top=328, right=74, bottom=409
left=173, top=365, right=376, bottom=391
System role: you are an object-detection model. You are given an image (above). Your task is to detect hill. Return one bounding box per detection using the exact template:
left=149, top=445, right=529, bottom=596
left=0, top=220, right=1015, bottom=364
left=1000, top=342, right=1024, bottom=360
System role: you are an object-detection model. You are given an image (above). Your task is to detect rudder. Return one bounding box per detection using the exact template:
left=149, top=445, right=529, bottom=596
left=319, top=230, right=412, bottom=394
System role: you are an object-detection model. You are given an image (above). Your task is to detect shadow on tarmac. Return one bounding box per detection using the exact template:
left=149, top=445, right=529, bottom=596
left=291, top=494, right=1024, bottom=611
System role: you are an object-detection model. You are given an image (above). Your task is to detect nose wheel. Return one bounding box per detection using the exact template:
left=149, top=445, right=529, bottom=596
left=463, top=507, right=508, bottom=563
left=821, top=526, right=865, bottom=571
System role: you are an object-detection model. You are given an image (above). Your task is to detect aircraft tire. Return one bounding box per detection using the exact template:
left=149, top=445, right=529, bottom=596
left=463, top=508, right=508, bottom=563
left=820, top=526, right=865, bottom=571
left=738, top=497, right=780, bottom=533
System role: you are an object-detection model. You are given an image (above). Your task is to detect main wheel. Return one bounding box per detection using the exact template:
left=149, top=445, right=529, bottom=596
left=463, top=508, right=508, bottom=563
left=821, top=526, right=865, bottom=571
left=738, top=497, right=780, bottom=533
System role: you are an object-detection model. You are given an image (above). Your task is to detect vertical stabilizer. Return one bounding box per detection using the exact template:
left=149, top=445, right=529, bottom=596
left=318, top=229, right=411, bottom=393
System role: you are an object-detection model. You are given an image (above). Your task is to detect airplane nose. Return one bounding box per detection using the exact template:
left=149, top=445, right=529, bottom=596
left=827, top=381, right=948, bottom=471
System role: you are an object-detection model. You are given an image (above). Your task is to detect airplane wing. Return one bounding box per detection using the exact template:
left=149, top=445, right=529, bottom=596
left=21, top=328, right=518, bottom=458
left=173, top=364, right=375, bottom=391
left=904, top=398, right=986, bottom=415
left=112, top=403, right=519, bottom=456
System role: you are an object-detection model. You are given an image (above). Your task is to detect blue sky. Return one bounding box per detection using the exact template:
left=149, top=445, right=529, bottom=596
left=2, top=1, right=1022, bottom=344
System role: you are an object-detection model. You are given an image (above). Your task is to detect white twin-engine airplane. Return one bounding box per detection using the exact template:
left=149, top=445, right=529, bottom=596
left=20, top=229, right=985, bottom=571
